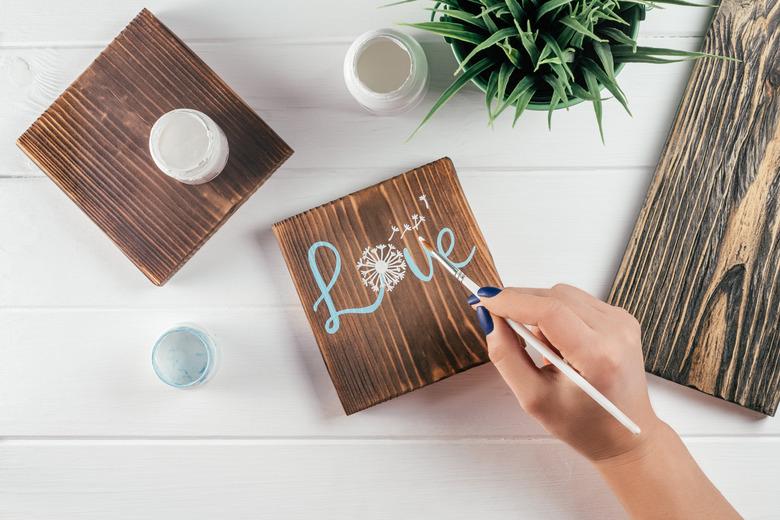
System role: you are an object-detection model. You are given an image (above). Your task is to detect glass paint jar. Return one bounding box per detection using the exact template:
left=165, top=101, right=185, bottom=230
left=344, top=28, right=429, bottom=116
left=149, top=108, right=229, bottom=184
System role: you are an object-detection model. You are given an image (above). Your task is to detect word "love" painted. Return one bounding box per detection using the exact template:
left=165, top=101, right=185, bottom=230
left=308, top=228, right=475, bottom=334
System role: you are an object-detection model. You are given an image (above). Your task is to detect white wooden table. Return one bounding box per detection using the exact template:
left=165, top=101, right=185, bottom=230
left=1, top=2, right=777, bottom=518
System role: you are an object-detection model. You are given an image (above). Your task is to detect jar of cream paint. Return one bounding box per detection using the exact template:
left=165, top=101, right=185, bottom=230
left=151, top=324, right=219, bottom=388
left=344, top=28, right=429, bottom=115
left=149, top=108, right=229, bottom=184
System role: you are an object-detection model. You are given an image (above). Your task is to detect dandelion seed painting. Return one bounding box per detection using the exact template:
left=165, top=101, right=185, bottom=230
left=355, top=244, right=407, bottom=293
left=388, top=225, right=400, bottom=241
left=411, top=214, right=425, bottom=230
left=400, top=223, right=412, bottom=239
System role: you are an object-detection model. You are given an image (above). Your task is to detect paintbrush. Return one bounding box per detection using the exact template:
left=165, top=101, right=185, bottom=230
left=418, top=237, right=641, bottom=435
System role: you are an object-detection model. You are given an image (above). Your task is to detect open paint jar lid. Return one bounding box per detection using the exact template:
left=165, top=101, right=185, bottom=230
left=149, top=108, right=229, bottom=185
left=151, top=324, right=219, bottom=388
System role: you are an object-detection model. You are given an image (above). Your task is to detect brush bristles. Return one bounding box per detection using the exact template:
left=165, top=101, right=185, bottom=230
left=418, top=236, right=435, bottom=254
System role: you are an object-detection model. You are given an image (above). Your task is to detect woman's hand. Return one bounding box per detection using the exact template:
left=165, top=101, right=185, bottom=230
left=471, top=284, right=659, bottom=461
left=471, top=285, right=740, bottom=519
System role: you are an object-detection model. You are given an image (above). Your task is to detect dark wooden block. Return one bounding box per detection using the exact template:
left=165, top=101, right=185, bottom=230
left=610, top=0, right=780, bottom=415
left=273, top=158, right=501, bottom=414
left=17, top=9, right=293, bottom=285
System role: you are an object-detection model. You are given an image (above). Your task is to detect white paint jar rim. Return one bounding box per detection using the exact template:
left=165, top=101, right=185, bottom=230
left=148, top=108, right=229, bottom=185
left=344, top=29, right=429, bottom=116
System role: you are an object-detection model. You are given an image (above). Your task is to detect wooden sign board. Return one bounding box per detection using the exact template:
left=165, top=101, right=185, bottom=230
left=17, top=9, right=293, bottom=285
left=610, top=0, right=780, bottom=415
left=273, top=158, right=501, bottom=414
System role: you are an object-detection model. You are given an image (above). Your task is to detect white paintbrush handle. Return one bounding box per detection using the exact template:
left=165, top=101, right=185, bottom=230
left=417, top=237, right=641, bottom=435
left=505, top=318, right=641, bottom=435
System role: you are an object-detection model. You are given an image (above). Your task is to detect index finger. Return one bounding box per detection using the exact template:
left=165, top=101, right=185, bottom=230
left=476, top=287, right=597, bottom=366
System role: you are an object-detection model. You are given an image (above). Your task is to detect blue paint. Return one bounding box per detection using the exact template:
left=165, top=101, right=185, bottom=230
left=436, top=227, right=476, bottom=268
left=308, top=241, right=385, bottom=334
left=404, top=228, right=476, bottom=280
left=403, top=246, right=434, bottom=281
left=306, top=227, right=477, bottom=334
left=151, top=325, right=218, bottom=388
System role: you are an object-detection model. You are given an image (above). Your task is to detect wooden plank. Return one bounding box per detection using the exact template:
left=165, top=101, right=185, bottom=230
left=16, top=9, right=293, bottom=285
left=273, top=158, right=501, bottom=414
left=0, top=0, right=713, bottom=43
left=2, top=38, right=699, bottom=177
left=610, top=0, right=780, bottom=415
left=1, top=439, right=775, bottom=519
left=0, top=169, right=661, bottom=308
left=1, top=308, right=777, bottom=437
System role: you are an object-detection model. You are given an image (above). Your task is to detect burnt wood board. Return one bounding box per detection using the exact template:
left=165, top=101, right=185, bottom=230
left=273, top=158, right=501, bottom=414
left=17, top=8, right=293, bottom=285
left=609, top=0, right=780, bottom=415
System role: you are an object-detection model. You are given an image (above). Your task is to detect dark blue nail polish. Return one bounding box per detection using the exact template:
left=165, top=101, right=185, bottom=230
left=467, top=294, right=480, bottom=305
left=476, top=306, right=494, bottom=335
left=477, top=286, right=502, bottom=298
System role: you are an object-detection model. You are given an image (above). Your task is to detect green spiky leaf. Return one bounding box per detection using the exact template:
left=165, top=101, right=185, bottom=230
left=593, top=41, right=615, bottom=79
left=601, top=27, right=637, bottom=52
left=480, top=7, right=500, bottom=32
left=612, top=45, right=739, bottom=62
left=409, top=57, right=493, bottom=138
left=496, top=61, right=515, bottom=107
left=394, top=0, right=733, bottom=141
left=493, top=75, right=534, bottom=118
left=504, top=0, right=525, bottom=19
left=512, top=86, right=536, bottom=126
left=517, top=20, right=540, bottom=64
left=581, top=58, right=631, bottom=115
left=583, top=67, right=604, bottom=142
left=455, top=26, right=518, bottom=73
left=427, top=7, right=487, bottom=29
left=544, top=73, right=569, bottom=106
left=621, top=0, right=717, bottom=7
left=485, top=70, right=499, bottom=120
left=535, top=0, right=573, bottom=20
left=400, top=21, right=484, bottom=44
left=560, top=16, right=607, bottom=42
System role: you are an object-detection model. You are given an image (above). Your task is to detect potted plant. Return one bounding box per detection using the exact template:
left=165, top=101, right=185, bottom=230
left=395, top=0, right=721, bottom=140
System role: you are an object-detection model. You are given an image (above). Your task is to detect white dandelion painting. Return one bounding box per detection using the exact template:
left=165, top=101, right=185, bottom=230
left=355, top=244, right=407, bottom=293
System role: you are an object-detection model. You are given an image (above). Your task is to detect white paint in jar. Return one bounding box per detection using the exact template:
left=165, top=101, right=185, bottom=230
left=148, top=108, right=229, bottom=185
left=344, top=29, right=429, bottom=116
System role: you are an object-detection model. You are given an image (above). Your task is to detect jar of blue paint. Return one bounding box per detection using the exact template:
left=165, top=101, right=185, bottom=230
left=152, top=324, right=219, bottom=388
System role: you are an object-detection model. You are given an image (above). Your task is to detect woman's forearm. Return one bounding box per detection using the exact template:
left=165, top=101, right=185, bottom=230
left=594, top=420, right=740, bottom=519
left=474, top=286, right=740, bottom=517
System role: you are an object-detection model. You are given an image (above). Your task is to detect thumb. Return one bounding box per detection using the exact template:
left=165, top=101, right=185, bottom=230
left=479, top=307, right=549, bottom=411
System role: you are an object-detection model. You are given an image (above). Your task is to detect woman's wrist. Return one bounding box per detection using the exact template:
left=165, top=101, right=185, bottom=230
left=591, top=419, right=740, bottom=519
left=591, top=417, right=673, bottom=471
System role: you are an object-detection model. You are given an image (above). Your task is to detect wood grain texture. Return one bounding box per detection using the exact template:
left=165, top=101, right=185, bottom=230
left=610, top=0, right=780, bottom=415
left=2, top=3, right=778, bottom=517
left=273, top=158, right=501, bottom=414
left=0, top=169, right=649, bottom=309
left=16, top=8, right=293, bottom=285
left=2, top=39, right=705, bottom=178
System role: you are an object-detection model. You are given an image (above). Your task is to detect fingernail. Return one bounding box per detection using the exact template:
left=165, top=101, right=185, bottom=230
left=467, top=294, right=480, bottom=305
left=477, top=286, right=502, bottom=298
left=476, top=306, right=494, bottom=335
